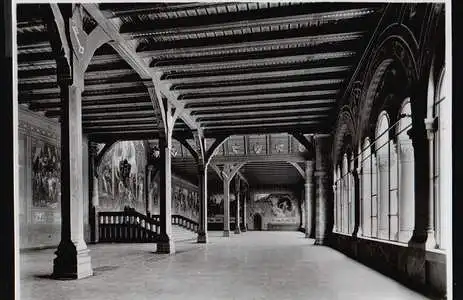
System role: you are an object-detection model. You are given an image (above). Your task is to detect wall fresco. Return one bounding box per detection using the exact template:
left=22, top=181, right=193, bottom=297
left=98, top=141, right=147, bottom=212
left=31, top=139, right=60, bottom=209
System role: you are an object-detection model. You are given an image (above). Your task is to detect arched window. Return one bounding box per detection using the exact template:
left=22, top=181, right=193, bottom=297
left=342, top=154, right=349, bottom=233
left=397, top=99, right=415, bottom=242
left=361, top=138, right=372, bottom=237
left=336, top=166, right=342, bottom=233
left=434, top=67, right=450, bottom=250
left=376, top=112, right=390, bottom=240
left=348, top=154, right=355, bottom=233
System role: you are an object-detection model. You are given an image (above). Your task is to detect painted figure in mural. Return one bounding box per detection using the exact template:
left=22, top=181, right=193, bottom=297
left=137, top=174, right=144, bottom=204
left=32, top=142, right=60, bottom=208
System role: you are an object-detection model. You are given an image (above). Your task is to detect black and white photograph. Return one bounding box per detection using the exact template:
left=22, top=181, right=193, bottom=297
left=5, top=0, right=454, bottom=299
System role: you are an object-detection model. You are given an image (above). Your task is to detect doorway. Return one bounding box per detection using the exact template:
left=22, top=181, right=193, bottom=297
left=253, top=214, right=262, bottom=231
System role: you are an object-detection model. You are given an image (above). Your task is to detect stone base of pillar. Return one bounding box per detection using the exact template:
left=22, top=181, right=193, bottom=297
left=424, top=231, right=437, bottom=249
left=234, top=228, right=241, bottom=234
left=197, top=232, right=208, bottom=243
left=408, top=230, right=436, bottom=249
left=314, top=237, right=327, bottom=246
left=156, top=234, right=175, bottom=254
left=52, top=240, right=93, bottom=279
left=304, top=231, right=311, bottom=238
left=223, top=230, right=230, bottom=237
left=398, top=230, right=413, bottom=243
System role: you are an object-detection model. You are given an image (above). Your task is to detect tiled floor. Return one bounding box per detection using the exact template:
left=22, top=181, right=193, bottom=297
left=19, top=231, right=429, bottom=300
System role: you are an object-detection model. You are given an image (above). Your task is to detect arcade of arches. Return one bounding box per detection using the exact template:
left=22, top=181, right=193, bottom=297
left=16, top=2, right=450, bottom=300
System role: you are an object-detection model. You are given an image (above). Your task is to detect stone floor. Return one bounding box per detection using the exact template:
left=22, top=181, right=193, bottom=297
left=20, top=231, right=429, bottom=300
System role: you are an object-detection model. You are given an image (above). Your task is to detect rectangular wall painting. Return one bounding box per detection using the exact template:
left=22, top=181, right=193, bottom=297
left=31, top=139, right=60, bottom=209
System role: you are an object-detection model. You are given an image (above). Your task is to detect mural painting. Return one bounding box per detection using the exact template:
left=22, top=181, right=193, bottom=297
left=148, top=175, right=199, bottom=222
left=31, top=139, right=60, bottom=209
left=172, top=184, right=199, bottom=221
left=98, top=141, right=146, bottom=212
left=248, top=192, right=299, bottom=227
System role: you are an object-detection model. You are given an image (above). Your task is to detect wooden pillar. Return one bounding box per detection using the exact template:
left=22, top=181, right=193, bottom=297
left=223, top=179, right=230, bottom=237
left=234, top=176, right=241, bottom=234
left=197, top=164, right=208, bottom=243
left=156, top=136, right=174, bottom=253
left=304, top=160, right=315, bottom=238
left=242, top=188, right=247, bottom=232
left=52, top=62, right=92, bottom=279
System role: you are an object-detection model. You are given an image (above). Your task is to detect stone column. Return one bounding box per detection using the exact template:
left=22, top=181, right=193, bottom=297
left=355, top=164, right=362, bottom=237
left=304, top=160, right=315, bottom=238
left=197, top=164, right=208, bottom=243
left=53, top=73, right=93, bottom=279
left=314, top=134, right=332, bottom=245
left=377, top=152, right=390, bottom=240
left=88, top=142, right=99, bottom=244
left=362, top=156, right=372, bottom=237
left=332, top=183, right=337, bottom=232
left=234, top=176, right=241, bottom=234
left=223, top=179, right=230, bottom=237
left=242, top=188, right=247, bottom=232
left=397, top=140, right=414, bottom=242
left=157, top=137, right=174, bottom=253
left=423, top=118, right=437, bottom=248
left=146, top=165, right=154, bottom=215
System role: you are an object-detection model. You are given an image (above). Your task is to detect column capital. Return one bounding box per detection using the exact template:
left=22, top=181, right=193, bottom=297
left=424, top=117, right=437, bottom=140
left=398, top=141, right=414, bottom=162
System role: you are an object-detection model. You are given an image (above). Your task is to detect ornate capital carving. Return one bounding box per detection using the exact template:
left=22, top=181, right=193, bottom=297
left=399, top=141, right=414, bottom=162
left=424, top=117, right=438, bottom=140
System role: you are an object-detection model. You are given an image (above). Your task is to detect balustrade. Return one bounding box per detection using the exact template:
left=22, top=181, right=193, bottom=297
left=98, top=208, right=199, bottom=243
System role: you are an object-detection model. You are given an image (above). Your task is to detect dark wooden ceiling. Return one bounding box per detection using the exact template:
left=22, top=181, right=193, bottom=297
left=17, top=2, right=386, bottom=187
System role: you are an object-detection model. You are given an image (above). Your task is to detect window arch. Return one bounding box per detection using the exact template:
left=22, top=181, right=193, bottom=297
left=374, top=111, right=399, bottom=241
left=397, top=99, right=415, bottom=242
left=348, top=154, right=355, bottom=234
left=342, top=154, right=349, bottom=233
left=335, top=166, right=342, bottom=233
left=375, top=112, right=391, bottom=240
left=361, top=138, right=372, bottom=237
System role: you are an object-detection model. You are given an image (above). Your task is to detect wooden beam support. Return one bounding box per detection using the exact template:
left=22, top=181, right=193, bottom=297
left=82, top=3, right=201, bottom=132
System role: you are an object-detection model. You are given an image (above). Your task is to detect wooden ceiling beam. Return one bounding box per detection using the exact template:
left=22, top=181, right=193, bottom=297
left=190, top=99, right=336, bottom=112
left=142, top=31, right=363, bottom=61
left=162, top=56, right=355, bottom=79
left=126, top=9, right=373, bottom=39
left=83, top=117, right=157, bottom=125
left=174, top=79, right=343, bottom=96
left=181, top=90, right=338, bottom=103
left=193, top=107, right=332, bottom=118
left=165, top=66, right=350, bottom=86
left=83, top=3, right=200, bottom=132
left=84, top=123, right=158, bottom=130
left=151, top=51, right=355, bottom=72
left=203, top=121, right=321, bottom=130
left=199, top=115, right=328, bottom=125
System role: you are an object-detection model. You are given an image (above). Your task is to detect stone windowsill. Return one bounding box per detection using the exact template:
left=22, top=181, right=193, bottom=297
left=332, top=231, right=447, bottom=263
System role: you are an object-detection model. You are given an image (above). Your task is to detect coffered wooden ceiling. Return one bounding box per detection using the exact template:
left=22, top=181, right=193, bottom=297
left=17, top=3, right=386, bottom=187
left=17, top=2, right=386, bottom=141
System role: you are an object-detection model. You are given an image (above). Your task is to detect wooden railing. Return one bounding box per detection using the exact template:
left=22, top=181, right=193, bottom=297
left=151, top=214, right=199, bottom=233
left=98, top=207, right=160, bottom=243
left=98, top=207, right=198, bottom=243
